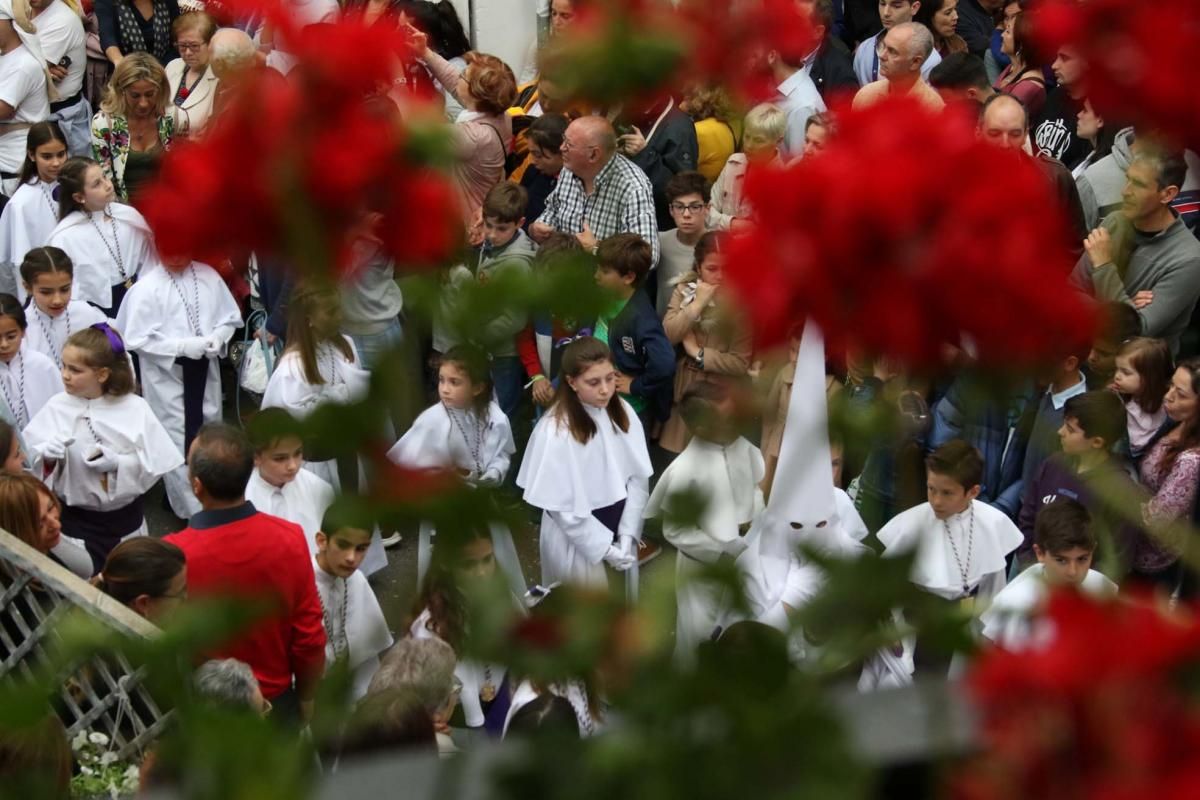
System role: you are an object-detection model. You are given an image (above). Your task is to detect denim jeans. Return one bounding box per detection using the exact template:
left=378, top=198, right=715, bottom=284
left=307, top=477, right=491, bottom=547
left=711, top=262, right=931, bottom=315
left=348, top=318, right=404, bottom=372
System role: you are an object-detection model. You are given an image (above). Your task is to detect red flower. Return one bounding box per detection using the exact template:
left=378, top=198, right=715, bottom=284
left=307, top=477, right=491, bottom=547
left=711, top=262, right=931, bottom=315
left=177, top=86, right=190, bottom=100
left=723, top=98, right=1096, bottom=368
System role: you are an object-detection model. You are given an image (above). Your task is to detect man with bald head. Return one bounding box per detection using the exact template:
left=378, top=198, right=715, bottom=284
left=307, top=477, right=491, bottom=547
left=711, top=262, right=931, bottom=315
left=979, top=93, right=1087, bottom=257
left=852, top=22, right=944, bottom=111
left=209, top=27, right=262, bottom=118
left=529, top=115, right=660, bottom=267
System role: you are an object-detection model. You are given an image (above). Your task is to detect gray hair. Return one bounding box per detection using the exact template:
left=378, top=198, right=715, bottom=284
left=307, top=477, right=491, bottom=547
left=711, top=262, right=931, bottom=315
left=367, top=638, right=457, bottom=714
left=209, top=27, right=257, bottom=77
left=193, top=658, right=260, bottom=709
left=898, top=22, right=935, bottom=62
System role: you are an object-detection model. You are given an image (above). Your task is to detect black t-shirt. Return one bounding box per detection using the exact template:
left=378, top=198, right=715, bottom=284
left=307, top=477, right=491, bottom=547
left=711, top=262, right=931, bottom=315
left=1032, top=88, right=1091, bottom=170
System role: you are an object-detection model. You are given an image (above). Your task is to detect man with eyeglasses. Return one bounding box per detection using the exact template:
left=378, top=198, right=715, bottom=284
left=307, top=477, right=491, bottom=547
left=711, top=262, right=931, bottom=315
left=852, top=22, right=945, bottom=111
left=529, top=115, right=660, bottom=269
left=28, top=0, right=88, bottom=155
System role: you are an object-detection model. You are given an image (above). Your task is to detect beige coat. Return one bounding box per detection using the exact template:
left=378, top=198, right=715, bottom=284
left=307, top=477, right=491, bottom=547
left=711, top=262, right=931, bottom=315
left=164, top=57, right=219, bottom=138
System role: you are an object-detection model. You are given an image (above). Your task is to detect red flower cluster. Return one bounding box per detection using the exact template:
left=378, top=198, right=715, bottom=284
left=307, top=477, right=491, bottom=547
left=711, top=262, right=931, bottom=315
left=958, top=591, right=1200, bottom=799
left=141, top=9, right=460, bottom=277
left=1034, top=0, right=1200, bottom=150
left=723, top=98, right=1096, bottom=368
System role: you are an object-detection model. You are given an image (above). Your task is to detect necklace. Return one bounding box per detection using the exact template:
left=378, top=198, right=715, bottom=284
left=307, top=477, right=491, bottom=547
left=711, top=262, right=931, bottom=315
left=169, top=265, right=202, bottom=335
left=556, top=682, right=595, bottom=736
left=942, top=504, right=976, bottom=597
left=87, top=208, right=130, bottom=288
left=0, top=353, right=28, bottom=428
left=35, top=306, right=71, bottom=367
left=39, top=181, right=58, bottom=220
left=320, top=344, right=343, bottom=387
left=444, top=404, right=485, bottom=477
left=319, top=577, right=349, bottom=660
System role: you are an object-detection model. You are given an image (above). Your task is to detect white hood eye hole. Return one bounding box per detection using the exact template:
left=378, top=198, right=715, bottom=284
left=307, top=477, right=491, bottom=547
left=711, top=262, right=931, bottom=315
left=790, top=522, right=804, bottom=530
left=816, top=520, right=828, bottom=528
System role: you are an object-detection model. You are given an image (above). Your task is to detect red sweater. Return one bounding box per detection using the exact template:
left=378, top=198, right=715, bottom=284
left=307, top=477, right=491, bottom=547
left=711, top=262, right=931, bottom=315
left=166, top=503, right=326, bottom=699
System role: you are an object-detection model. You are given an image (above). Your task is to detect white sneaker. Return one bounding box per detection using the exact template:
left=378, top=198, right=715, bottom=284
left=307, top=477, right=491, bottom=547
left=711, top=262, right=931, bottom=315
left=380, top=532, right=403, bottom=548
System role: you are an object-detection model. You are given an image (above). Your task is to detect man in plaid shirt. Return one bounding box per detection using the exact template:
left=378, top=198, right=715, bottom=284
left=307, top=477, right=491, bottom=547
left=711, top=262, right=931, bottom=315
left=529, top=115, right=661, bottom=268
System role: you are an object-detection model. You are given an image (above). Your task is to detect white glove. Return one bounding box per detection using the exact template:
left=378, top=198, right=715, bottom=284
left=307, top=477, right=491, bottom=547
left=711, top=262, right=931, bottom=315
left=720, top=538, right=749, bottom=560
left=619, top=535, right=637, bottom=559
left=324, top=383, right=351, bottom=404
left=176, top=336, right=209, bottom=359
left=476, top=468, right=503, bottom=487
left=603, top=544, right=635, bottom=572
left=41, top=434, right=74, bottom=461
left=203, top=336, right=223, bottom=357
left=85, top=447, right=119, bottom=472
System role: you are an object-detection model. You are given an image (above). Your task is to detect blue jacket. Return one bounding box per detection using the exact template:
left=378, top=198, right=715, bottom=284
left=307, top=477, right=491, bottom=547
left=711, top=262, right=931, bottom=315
left=605, top=289, right=676, bottom=421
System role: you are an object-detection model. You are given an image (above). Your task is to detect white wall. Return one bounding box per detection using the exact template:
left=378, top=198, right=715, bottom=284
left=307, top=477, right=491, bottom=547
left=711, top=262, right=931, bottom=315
left=446, top=0, right=541, bottom=82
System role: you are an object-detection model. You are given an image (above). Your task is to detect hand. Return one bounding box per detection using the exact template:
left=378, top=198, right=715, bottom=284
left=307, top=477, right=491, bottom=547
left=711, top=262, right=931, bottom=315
left=529, top=221, right=554, bottom=243
left=575, top=221, right=597, bottom=253
left=618, top=126, right=647, bottom=157
left=48, top=64, right=67, bottom=81
left=42, top=434, right=74, bottom=462
left=476, top=468, right=503, bottom=486
left=681, top=330, right=701, bottom=358
left=692, top=280, right=717, bottom=309
left=400, top=19, right=429, bottom=56
left=1085, top=227, right=1114, bottom=268
left=614, top=372, right=633, bottom=394
left=603, top=544, right=635, bottom=572
left=204, top=336, right=223, bottom=357
left=255, top=328, right=278, bottom=347
left=177, top=336, right=209, bottom=360
left=85, top=447, right=118, bottom=472
left=532, top=377, right=555, bottom=406
left=1132, top=290, right=1154, bottom=309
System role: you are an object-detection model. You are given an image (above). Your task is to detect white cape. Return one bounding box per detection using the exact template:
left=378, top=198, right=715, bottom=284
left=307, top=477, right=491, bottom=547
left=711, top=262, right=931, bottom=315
left=314, top=558, right=394, bottom=701
left=46, top=205, right=158, bottom=310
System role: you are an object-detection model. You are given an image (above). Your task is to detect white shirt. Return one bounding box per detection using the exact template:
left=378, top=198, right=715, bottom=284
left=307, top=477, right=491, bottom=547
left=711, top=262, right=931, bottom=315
left=980, top=563, right=1117, bottom=651
left=31, top=0, right=86, bottom=99
left=0, top=45, right=50, bottom=174
left=775, top=69, right=826, bottom=159
left=245, top=468, right=334, bottom=555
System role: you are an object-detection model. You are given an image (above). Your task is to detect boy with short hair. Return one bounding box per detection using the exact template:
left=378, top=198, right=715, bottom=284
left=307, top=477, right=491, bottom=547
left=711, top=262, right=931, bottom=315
left=594, top=233, right=677, bottom=428
left=982, top=499, right=1118, bottom=650
left=312, top=505, right=394, bottom=701
left=245, top=407, right=336, bottom=556
left=657, top=171, right=711, bottom=316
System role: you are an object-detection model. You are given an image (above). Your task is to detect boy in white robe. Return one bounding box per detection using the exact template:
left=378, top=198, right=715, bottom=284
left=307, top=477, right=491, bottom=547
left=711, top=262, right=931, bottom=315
left=116, top=258, right=241, bottom=518
left=645, top=381, right=764, bottom=660
left=312, top=511, right=393, bottom=701
left=245, top=407, right=334, bottom=556
left=981, top=499, right=1117, bottom=651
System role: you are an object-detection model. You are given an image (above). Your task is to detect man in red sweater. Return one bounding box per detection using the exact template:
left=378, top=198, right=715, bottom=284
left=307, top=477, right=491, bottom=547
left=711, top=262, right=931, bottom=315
left=167, top=423, right=326, bottom=722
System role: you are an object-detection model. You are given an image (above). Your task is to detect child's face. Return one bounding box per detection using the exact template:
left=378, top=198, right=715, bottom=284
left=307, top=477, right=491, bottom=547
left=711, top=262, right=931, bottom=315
left=1035, top=544, right=1094, bottom=586
left=529, top=143, right=564, bottom=176
left=61, top=345, right=107, bottom=399
left=36, top=490, right=61, bottom=553
left=1110, top=355, right=1141, bottom=395
left=30, top=139, right=67, bottom=183
left=438, top=363, right=485, bottom=410
left=1057, top=416, right=1102, bottom=456
left=926, top=470, right=979, bottom=519
left=317, top=528, right=372, bottom=578
left=698, top=252, right=724, bottom=286
left=483, top=216, right=523, bottom=248
left=27, top=271, right=73, bottom=316
left=4, top=435, right=25, bottom=474
left=454, top=536, right=497, bottom=583
left=567, top=359, right=617, bottom=408
left=0, top=317, right=23, bottom=364
left=668, top=192, right=708, bottom=237
left=73, top=165, right=114, bottom=212
left=831, top=442, right=844, bottom=487
left=255, top=435, right=304, bottom=488
left=594, top=264, right=635, bottom=295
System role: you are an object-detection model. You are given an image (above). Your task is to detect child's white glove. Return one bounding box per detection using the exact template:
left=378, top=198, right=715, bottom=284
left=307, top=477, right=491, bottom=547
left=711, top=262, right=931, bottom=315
left=203, top=336, right=223, bottom=357
left=84, top=447, right=119, bottom=472
left=176, top=337, right=209, bottom=360
left=603, top=544, right=636, bottom=572
left=41, top=434, right=74, bottom=461
left=619, top=535, right=637, bottom=560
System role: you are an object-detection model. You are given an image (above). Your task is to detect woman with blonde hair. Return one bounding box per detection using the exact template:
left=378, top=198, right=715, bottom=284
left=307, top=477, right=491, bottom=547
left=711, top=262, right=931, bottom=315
left=90, top=51, right=174, bottom=202
left=708, top=103, right=787, bottom=231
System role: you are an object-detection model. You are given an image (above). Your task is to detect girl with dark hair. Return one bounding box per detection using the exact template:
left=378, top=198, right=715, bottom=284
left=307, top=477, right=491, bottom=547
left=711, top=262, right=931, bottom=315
left=398, top=0, right=472, bottom=120
left=994, top=8, right=1046, bottom=118
left=0, top=292, right=64, bottom=429
left=914, top=0, right=967, bottom=58
left=517, top=337, right=653, bottom=589
left=18, top=247, right=106, bottom=368
left=1112, top=337, right=1173, bottom=457
left=0, top=124, right=68, bottom=301
left=23, top=325, right=182, bottom=571
left=1073, top=99, right=1122, bottom=179
left=97, top=537, right=186, bottom=623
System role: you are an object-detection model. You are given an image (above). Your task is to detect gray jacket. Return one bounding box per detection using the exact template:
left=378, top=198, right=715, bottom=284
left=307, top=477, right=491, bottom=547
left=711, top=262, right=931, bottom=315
left=1076, top=127, right=1135, bottom=231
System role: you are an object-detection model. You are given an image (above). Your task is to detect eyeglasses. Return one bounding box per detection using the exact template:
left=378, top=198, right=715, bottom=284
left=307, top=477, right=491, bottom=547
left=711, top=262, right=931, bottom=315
left=176, top=42, right=205, bottom=52
left=670, top=202, right=707, bottom=215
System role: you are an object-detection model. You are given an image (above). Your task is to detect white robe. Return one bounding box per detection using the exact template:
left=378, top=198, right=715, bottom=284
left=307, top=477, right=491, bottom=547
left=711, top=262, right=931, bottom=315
left=23, top=392, right=183, bottom=519
left=980, top=562, right=1117, bottom=651
left=314, top=557, right=393, bottom=701
left=115, top=262, right=240, bottom=518
left=0, top=180, right=59, bottom=300
left=261, top=338, right=386, bottom=575
left=644, top=436, right=764, bottom=659
left=0, top=344, right=64, bottom=430
left=46, top=206, right=158, bottom=311
left=411, top=606, right=517, bottom=729
left=245, top=467, right=334, bottom=556
left=23, top=301, right=107, bottom=367
left=517, top=400, right=652, bottom=589
left=388, top=400, right=525, bottom=598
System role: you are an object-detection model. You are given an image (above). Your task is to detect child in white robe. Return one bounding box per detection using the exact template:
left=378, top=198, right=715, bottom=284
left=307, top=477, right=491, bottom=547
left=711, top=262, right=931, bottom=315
left=18, top=247, right=107, bottom=367
left=387, top=345, right=523, bottom=597
left=0, top=294, right=65, bottom=430
left=46, top=157, right=159, bottom=317
left=23, top=325, right=183, bottom=571
left=517, top=337, right=652, bottom=593
left=981, top=499, right=1117, bottom=651
left=245, top=407, right=335, bottom=555
left=645, top=381, right=764, bottom=660
left=312, top=510, right=393, bottom=701
left=116, top=256, right=241, bottom=519
left=0, top=122, right=67, bottom=301
left=261, top=284, right=386, bottom=575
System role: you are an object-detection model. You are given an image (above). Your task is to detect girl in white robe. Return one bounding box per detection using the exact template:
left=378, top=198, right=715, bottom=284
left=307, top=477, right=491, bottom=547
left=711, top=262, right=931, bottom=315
left=261, top=285, right=385, bottom=575
left=116, top=258, right=241, bottom=519
left=387, top=346, right=523, bottom=598
left=0, top=294, right=65, bottom=430
left=313, top=518, right=393, bottom=701
left=46, top=158, right=159, bottom=317
left=18, top=247, right=107, bottom=367
left=517, top=337, right=652, bottom=593
left=22, top=325, right=183, bottom=571
left=0, top=123, right=68, bottom=301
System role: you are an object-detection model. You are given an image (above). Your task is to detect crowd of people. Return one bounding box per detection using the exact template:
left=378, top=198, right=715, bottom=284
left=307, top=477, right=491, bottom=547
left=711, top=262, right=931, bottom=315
left=1, top=0, right=1200, bottom=787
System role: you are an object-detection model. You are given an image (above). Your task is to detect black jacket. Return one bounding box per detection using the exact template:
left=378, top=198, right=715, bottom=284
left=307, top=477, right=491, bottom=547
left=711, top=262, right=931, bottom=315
left=810, top=36, right=859, bottom=103
left=630, top=107, right=699, bottom=231
left=604, top=289, right=676, bottom=422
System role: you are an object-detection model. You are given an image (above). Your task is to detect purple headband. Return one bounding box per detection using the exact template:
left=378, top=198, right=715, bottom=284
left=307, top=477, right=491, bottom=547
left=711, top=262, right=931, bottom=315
left=90, top=322, right=125, bottom=355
